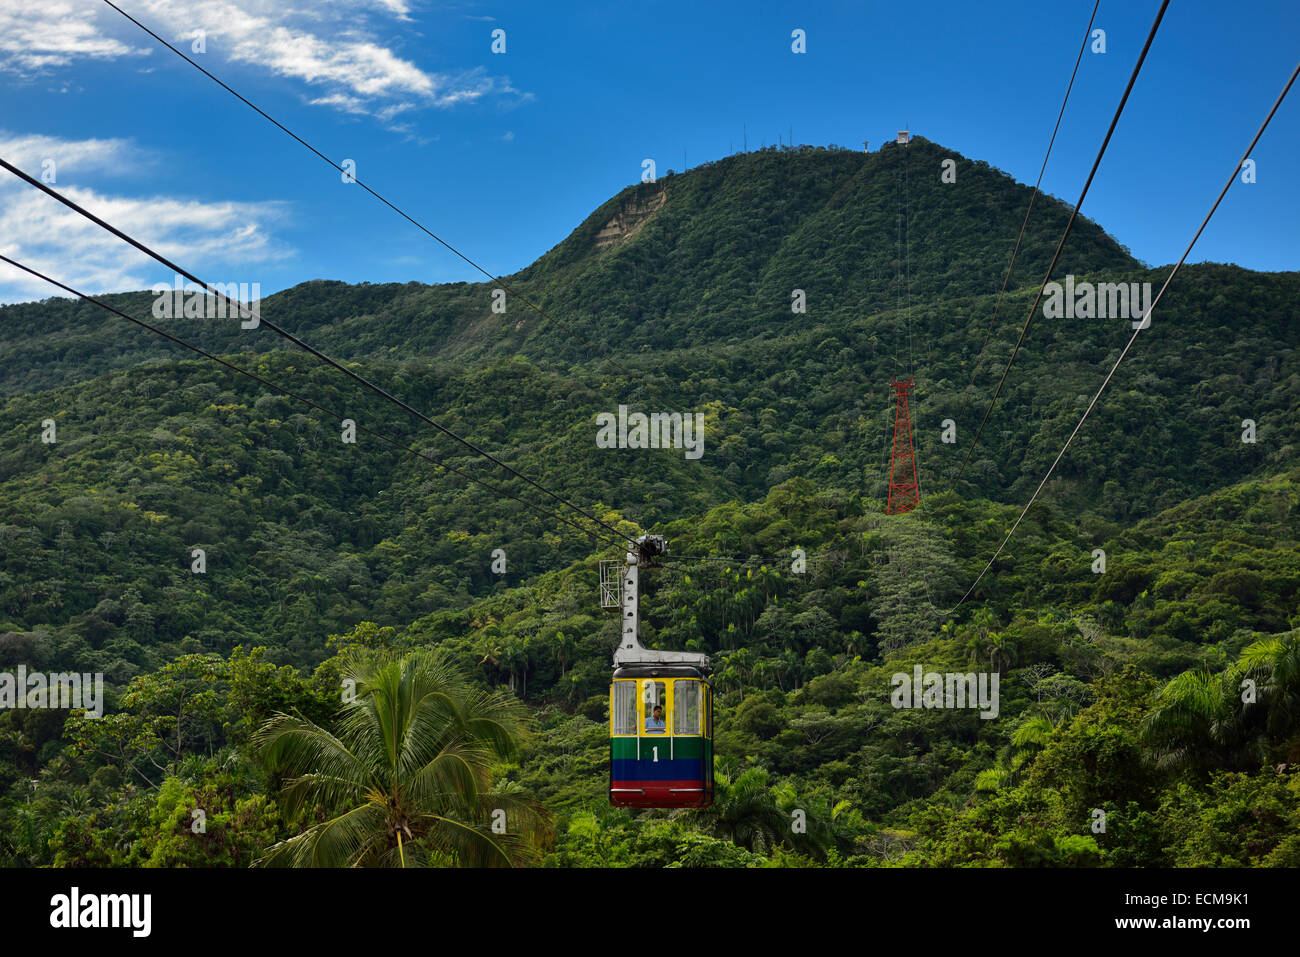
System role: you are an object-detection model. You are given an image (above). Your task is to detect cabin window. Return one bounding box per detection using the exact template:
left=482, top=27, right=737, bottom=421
left=643, top=680, right=667, bottom=733
left=673, top=680, right=702, bottom=735
left=611, top=681, right=637, bottom=735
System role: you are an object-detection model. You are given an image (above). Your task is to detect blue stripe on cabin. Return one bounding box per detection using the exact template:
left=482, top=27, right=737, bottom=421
left=612, top=757, right=705, bottom=781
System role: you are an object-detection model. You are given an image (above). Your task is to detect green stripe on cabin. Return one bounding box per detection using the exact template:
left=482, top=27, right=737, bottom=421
left=611, top=736, right=706, bottom=760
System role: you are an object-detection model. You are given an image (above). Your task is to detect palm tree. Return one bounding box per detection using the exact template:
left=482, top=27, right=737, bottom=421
left=713, top=657, right=741, bottom=698
left=550, top=629, right=576, bottom=677
left=753, top=657, right=780, bottom=691
left=695, top=766, right=789, bottom=854
left=1097, top=600, right=1125, bottom=633
left=499, top=635, right=530, bottom=698
left=254, top=650, right=546, bottom=867
left=474, top=627, right=504, bottom=684
left=987, top=632, right=1018, bottom=678
left=1141, top=668, right=1244, bottom=773
left=728, top=647, right=755, bottom=691
left=974, top=766, right=1009, bottom=793
left=1238, top=630, right=1300, bottom=740
left=1008, top=715, right=1056, bottom=772
left=964, top=607, right=997, bottom=664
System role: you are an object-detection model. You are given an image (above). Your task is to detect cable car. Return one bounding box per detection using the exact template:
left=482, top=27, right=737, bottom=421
left=604, top=535, right=714, bottom=809
left=609, top=663, right=714, bottom=808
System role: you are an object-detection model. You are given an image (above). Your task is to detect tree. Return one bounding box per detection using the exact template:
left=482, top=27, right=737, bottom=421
left=1238, top=630, right=1300, bottom=741
left=694, top=766, right=789, bottom=854
left=988, top=632, right=1018, bottom=678
left=550, top=629, right=577, bottom=677
left=1009, top=715, right=1056, bottom=772
left=1141, top=669, right=1242, bottom=773
left=964, top=607, right=997, bottom=664
left=255, top=651, right=547, bottom=867
left=64, top=654, right=231, bottom=782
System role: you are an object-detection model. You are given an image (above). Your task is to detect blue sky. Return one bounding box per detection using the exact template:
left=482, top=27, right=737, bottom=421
left=0, top=0, right=1296, bottom=304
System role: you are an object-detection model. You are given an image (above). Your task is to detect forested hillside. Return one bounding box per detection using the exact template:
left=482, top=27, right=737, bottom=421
left=1, top=142, right=1296, bottom=868
left=0, top=139, right=1137, bottom=388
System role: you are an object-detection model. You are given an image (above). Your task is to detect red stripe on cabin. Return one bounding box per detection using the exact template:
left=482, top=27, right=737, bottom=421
left=610, top=780, right=713, bottom=808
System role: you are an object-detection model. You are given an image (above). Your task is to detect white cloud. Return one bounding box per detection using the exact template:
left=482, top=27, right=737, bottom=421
left=0, top=132, right=290, bottom=305
left=0, top=0, right=528, bottom=120
left=348, top=0, right=416, bottom=20
left=0, top=130, right=152, bottom=179
left=0, top=0, right=150, bottom=73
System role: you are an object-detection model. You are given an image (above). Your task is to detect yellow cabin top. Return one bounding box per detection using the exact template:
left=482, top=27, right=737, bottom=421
left=610, top=676, right=710, bottom=737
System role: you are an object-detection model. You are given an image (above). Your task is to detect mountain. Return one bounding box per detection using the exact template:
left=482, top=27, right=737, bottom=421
left=2, top=136, right=1295, bottom=649
left=0, top=137, right=1140, bottom=391
left=1, top=140, right=1297, bottom=869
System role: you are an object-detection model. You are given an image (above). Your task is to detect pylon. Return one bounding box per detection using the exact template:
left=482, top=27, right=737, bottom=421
left=885, top=377, right=920, bottom=514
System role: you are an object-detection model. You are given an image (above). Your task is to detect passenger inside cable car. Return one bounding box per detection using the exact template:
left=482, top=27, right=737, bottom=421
left=646, top=704, right=665, bottom=732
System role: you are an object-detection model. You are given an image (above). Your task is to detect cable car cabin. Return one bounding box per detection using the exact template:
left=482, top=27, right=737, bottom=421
left=609, top=664, right=713, bottom=808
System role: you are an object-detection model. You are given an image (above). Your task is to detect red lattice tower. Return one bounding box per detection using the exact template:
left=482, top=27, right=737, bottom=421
left=885, top=377, right=920, bottom=514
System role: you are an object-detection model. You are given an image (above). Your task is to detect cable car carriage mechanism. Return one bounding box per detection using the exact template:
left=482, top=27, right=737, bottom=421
left=604, top=535, right=714, bottom=809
